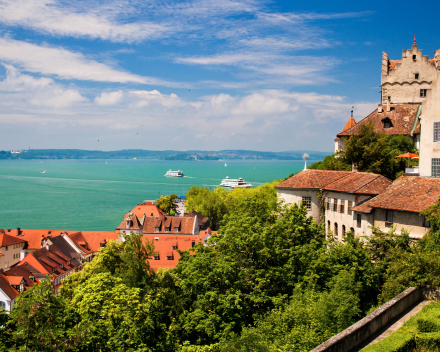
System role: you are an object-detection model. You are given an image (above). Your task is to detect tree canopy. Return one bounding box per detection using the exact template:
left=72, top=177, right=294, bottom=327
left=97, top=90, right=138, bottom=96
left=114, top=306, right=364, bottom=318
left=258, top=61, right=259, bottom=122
left=309, top=122, right=418, bottom=179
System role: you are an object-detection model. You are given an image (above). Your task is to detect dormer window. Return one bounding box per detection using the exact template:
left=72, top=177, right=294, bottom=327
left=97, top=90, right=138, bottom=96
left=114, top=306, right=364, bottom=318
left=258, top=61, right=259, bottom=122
left=165, top=227, right=170, bottom=233
left=383, top=118, right=393, bottom=129
left=166, top=255, right=173, bottom=260
left=154, top=255, right=160, bottom=260
left=155, top=227, right=160, bottom=232
left=60, top=263, right=64, bottom=269
left=67, top=261, right=70, bottom=266
left=172, top=245, right=178, bottom=250
left=174, top=227, right=179, bottom=232
left=52, top=267, right=56, bottom=273
left=415, top=73, right=419, bottom=79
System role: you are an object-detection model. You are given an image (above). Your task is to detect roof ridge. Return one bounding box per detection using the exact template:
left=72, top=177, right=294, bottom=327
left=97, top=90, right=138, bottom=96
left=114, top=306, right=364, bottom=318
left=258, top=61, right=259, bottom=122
left=352, top=174, right=381, bottom=193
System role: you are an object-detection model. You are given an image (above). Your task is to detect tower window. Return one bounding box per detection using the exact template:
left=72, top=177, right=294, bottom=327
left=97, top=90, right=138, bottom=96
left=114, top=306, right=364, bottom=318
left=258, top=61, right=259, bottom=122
left=415, top=73, right=419, bottom=79
left=420, top=89, right=427, bottom=97
left=413, top=55, right=417, bottom=61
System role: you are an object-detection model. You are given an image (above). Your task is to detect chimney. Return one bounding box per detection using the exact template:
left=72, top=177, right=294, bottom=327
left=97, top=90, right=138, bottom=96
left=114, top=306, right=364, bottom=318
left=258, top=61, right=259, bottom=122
left=387, top=98, right=391, bottom=112
left=352, top=162, right=358, bottom=173
left=17, top=227, right=21, bottom=236
left=378, top=104, right=383, bottom=113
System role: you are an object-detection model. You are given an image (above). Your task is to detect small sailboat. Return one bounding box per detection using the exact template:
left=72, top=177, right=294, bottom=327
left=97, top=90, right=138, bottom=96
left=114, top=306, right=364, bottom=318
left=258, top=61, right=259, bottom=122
left=224, top=163, right=227, bottom=167
left=42, top=170, right=47, bottom=174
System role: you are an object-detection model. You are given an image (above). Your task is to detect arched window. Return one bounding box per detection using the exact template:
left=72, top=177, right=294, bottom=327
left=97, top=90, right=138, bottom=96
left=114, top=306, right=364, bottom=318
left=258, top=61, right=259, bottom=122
left=327, top=220, right=330, bottom=232
left=350, top=227, right=354, bottom=234
left=334, top=223, right=338, bottom=238
left=382, top=117, right=393, bottom=129
left=342, top=225, right=346, bottom=236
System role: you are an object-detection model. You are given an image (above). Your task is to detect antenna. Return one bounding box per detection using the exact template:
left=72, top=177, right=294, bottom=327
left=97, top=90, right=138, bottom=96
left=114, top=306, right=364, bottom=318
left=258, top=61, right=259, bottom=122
left=303, top=153, right=309, bottom=170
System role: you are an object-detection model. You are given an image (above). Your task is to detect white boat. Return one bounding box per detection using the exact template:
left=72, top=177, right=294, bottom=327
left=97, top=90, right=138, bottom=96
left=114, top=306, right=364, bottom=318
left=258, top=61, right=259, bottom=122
left=42, top=170, right=47, bottom=174
left=220, top=176, right=253, bottom=189
left=225, top=163, right=227, bottom=167
left=165, top=169, right=185, bottom=177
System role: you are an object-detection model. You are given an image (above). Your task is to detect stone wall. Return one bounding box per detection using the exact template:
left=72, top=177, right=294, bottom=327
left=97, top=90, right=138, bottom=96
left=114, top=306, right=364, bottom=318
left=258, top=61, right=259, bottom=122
left=310, top=287, right=422, bottom=352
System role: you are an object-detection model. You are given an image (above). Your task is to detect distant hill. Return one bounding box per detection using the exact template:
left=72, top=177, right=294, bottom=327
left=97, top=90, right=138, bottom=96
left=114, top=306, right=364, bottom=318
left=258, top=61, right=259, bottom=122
left=0, top=149, right=331, bottom=161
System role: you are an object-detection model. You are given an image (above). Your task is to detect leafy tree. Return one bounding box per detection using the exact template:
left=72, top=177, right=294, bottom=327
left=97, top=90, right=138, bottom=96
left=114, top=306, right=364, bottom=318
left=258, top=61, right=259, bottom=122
left=309, top=123, right=418, bottom=179
left=156, top=194, right=178, bottom=214
left=8, top=276, right=82, bottom=352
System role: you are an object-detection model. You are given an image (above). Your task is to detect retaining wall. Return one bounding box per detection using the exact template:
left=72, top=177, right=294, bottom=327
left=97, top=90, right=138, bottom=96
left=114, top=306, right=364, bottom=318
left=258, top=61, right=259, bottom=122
left=310, top=287, right=422, bottom=352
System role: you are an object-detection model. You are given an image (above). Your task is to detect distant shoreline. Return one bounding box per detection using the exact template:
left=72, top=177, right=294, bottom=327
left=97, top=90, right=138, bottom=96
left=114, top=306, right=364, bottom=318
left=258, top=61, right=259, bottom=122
left=1, top=149, right=331, bottom=161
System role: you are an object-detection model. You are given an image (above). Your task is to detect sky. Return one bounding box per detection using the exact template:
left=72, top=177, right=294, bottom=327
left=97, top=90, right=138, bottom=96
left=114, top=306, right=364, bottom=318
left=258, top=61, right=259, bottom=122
left=0, top=0, right=439, bottom=152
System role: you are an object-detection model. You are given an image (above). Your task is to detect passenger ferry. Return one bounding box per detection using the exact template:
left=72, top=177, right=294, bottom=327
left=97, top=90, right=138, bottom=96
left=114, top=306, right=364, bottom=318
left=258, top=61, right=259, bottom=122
left=165, top=169, right=185, bottom=177
left=220, top=176, right=253, bottom=189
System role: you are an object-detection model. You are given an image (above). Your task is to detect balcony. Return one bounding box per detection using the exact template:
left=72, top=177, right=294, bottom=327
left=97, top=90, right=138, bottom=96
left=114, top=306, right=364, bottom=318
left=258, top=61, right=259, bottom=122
left=405, top=167, right=419, bottom=174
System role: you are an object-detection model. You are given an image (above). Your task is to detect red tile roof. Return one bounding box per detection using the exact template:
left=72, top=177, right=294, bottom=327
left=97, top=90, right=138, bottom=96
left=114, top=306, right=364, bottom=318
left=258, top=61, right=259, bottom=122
left=5, top=266, right=40, bottom=288
left=126, top=202, right=164, bottom=218
left=142, top=216, right=196, bottom=235
left=81, top=231, right=119, bottom=252
left=324, top=172, right=392, bottom=195
left=143, top=234, right=205, bottom=271
left=340, top=117, right=356, bottom=133
left=2, top=229, right=67, bottom=249
left=0, top=232, right=27, bottom=247
left=353, top=176, right=440, bottom=213
left=276, top=170, right=352, bottom=189
left=337, top=104, right=420, bottom=137
left=0, top=274, right=19, bottom=300
left=67, top=232, right=94, bottom=254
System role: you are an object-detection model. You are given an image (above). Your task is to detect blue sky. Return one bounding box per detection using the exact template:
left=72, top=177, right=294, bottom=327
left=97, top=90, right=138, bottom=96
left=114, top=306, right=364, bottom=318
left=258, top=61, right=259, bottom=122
left=0, top=0, right=438, bottom=152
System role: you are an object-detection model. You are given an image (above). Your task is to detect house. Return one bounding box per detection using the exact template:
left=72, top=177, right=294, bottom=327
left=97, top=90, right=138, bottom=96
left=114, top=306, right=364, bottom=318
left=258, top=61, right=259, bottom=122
left=276, top=169, right=352, bottom=222
left=323, top=172, right=392, bottom=240
left=352, top=176, right=440, bottom=239
left=144, top=234, right=206, bottom=271
left=0, top=230, right=27, bottom=270
left=126, top=201, right=164, bottom=218
left=117, top=213, right=199, bottom=237
left=0, top=266, right=39, bottom=312
left=185, top=209, right=210, bottom=230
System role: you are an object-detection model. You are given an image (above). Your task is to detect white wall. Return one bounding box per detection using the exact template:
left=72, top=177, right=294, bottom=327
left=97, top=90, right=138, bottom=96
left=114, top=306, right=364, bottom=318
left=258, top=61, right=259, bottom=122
left=0, top=288, right=14, bottom=312
left=277, top=188, right=321, bottom=222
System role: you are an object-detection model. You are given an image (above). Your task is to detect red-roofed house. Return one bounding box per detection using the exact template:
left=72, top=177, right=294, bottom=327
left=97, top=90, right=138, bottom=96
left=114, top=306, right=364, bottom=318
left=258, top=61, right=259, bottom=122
left=126, top=202, right=164, bottom=218
left=0, top=266, right=39, bottom=312
left=352, top=176, right=440, bottom=239
left=0, top=230, right=27, bottom=270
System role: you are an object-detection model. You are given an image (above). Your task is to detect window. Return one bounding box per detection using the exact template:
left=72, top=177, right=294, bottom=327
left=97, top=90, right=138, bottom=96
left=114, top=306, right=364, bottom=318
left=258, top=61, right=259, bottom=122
left=339, top=200, right=345, bottom=214
left=350, top=227, right=355, bottom=234
left=356, top=213, right=362, bottom=228
left=154, top=255, right=160, bottom=260
left=432, top=158, right=440, bottom=177
left=172, top=245, right=178, bottom=250
left=334, top=223, right=338, bottom=238
left=413, top=54, right=417, bottom=61
left=333, top=198, right=338, bottom=212
left=386, top=210, right=394, bottom=224
left=165, top=227, right=170, bottom=233
left=301, top=196, right=312, bottom=210
left=166, top=255, right=174, bottom=260
left=342, top=225, right=346, bottom=236
left=155, top=227, right=160, bottom=232
left=423, top=217, right=431, bottom=228
left=434, top=122, right=440, bottom=142
left=325, top=197, right=330, bottom=210
left=5, top=246, right=8, bottom=251
left=415, top=73, right=419, bottom=79
left=347, top=201, right=353, bottom=215
left=174, top=227, right=179, bottom=232
left=60, top=263, right=64, bottom=269
left=327, top=220, right=330, bottom=232
left=5, top=262, right=8, bottom=269
left=420, top=89, right=427, bottom=97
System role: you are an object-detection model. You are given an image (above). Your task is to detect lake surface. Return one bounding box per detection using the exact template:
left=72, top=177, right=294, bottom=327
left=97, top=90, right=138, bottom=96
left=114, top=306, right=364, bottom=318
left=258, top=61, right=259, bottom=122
left=0, top=159, right=307, bottom=231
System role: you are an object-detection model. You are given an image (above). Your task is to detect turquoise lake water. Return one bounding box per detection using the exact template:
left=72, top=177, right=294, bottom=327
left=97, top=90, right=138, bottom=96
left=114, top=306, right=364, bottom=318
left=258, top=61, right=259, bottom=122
left=0, top=159, right=307, bottom=231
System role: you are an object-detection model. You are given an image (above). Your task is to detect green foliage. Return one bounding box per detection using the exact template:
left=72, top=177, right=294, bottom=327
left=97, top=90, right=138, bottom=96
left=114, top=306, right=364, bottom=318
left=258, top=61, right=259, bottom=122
left=185, top=182, right=278, bottom=229
left=309, top=123, right=419, bottom=179
left=361, top=302, right=440, bottom=352
left=156, top=194, right=178, bottom=214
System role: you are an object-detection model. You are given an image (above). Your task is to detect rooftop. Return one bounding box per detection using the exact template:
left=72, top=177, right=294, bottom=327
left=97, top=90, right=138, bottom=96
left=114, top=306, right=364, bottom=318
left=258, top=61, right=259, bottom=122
left=324, top=172, right=392, bottom=195
left=352, top=176, right=440, bottom=213
left=337, top=104, right=420, bottom=137
left=276, top=169, right=352, bottom=190
left=0, top=231, right=27, bottom=247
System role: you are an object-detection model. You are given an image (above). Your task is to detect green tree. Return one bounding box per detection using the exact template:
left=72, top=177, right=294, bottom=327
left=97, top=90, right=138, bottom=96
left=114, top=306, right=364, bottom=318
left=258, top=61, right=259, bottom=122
left=309, top=123, right=418, bottom=179
left=8, top=276, right=82, bottom=351
left=155, top=194, right=178, bottom=214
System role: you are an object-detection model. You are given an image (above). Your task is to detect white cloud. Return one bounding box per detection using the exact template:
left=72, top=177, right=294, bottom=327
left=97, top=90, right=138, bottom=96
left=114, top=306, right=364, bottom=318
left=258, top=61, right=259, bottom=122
left=94, top=90, right=124, bottom=105
left=0, top=0, right=170, bottom=43
left=0, top=38, right=174, bottom=85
